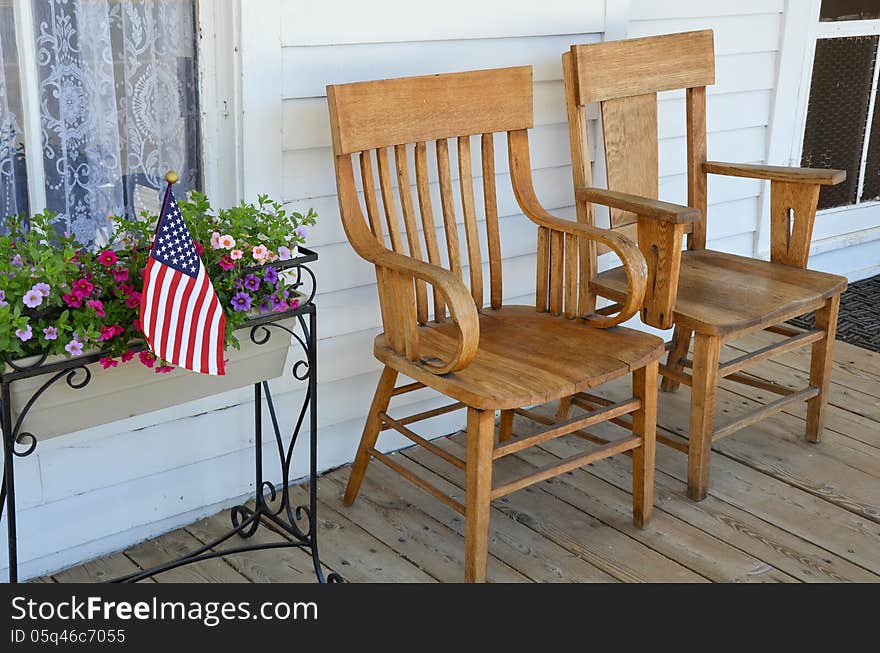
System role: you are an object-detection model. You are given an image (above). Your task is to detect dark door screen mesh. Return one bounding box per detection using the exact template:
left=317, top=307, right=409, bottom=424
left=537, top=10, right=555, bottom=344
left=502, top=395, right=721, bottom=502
left=801, top=36, right=878, bottom=209
left=821, top=0, right=880, bottom=21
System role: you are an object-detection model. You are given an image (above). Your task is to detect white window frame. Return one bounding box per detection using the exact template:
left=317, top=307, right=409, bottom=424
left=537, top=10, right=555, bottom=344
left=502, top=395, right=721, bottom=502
left=4, top=0, right=242, bottom=217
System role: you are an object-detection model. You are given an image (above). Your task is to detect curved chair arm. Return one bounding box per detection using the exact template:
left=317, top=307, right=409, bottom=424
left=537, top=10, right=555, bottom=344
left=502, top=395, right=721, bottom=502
left=334, top=153, right=479, bottom=374
left=576, top=186, right=701, bottom=224
left=507, top=129, right=648, bottom=328
left=374, top=250, right=480, bottom=374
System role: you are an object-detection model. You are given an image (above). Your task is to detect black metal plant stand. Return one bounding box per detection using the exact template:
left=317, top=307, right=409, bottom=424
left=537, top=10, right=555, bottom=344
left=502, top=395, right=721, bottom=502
left=0, top=247, right=339, bottom=583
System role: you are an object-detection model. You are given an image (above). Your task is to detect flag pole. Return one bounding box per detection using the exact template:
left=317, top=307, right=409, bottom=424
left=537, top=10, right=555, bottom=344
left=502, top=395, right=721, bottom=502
left=150, top=170, right=179, bottom=254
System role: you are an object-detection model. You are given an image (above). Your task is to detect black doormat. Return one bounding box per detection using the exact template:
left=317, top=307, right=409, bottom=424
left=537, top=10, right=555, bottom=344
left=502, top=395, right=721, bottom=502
left=788, top=274, right=880, bottom=353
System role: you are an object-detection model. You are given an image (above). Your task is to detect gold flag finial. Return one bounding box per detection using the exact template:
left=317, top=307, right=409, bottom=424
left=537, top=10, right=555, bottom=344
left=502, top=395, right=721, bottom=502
left=164, top=170, right=179, bottom=185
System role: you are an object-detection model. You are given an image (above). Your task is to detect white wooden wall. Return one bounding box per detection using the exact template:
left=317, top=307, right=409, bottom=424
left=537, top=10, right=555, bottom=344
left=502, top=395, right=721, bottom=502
left=3, top=0, right=843, bottom=580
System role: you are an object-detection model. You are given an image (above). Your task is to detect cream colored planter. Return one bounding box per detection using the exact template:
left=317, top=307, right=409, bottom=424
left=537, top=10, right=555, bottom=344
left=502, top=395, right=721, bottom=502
left=7, top=318, right=297, bottom=440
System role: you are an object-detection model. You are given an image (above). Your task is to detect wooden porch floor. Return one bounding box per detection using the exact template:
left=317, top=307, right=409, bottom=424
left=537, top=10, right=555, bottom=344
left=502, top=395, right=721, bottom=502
left=42, top=330, right=880, bottom=583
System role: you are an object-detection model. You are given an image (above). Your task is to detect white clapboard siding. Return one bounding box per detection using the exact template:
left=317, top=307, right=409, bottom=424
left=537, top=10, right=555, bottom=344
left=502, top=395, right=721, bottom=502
left=9, top=1, right=798, bottom=580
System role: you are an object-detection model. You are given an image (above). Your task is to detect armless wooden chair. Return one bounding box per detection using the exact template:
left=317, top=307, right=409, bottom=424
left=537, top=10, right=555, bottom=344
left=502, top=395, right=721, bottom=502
left=327, top=66, right=670, bottom=581
left=559, top=30, right=848, bottom=501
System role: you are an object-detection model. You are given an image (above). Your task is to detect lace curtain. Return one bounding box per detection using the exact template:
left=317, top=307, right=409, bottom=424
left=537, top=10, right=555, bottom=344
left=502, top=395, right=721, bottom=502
left=0, top=4, right=27, bottom=222
left=1, top=0, right=200, bottom=244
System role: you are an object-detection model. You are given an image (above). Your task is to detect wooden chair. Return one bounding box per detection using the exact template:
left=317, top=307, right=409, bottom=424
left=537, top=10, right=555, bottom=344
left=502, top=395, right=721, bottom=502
left=326, top=66, right=672, bottom=581
left=559, top=30, right=848, bottom=501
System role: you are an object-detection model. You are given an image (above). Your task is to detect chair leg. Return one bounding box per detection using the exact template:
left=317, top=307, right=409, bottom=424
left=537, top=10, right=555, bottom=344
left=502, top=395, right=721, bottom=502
left=806, top=295, right=840, bottom=443
left=687, top=333, right=721, bottom=502
left=343, top=366, right=398, bottom=506
left=498, top=409, right=514, bottom=443
left=464, top=407, right=495, bottom=583
left=555, top=396, right=573, bottom=420
left=661, top=326, right=692, bottom=392
left=632, top=359, right=658, bottom=528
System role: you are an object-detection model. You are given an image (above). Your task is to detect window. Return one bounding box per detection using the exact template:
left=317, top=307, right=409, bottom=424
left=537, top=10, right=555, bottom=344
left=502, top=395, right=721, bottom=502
left=801, top=0, right=880, bottom=209
left=0, top=0, right=201, bottom=243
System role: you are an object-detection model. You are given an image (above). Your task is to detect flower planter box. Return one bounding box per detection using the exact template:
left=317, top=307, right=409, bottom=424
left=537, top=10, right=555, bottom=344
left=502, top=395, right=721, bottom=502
left=7, top=317, right=297, bottom=441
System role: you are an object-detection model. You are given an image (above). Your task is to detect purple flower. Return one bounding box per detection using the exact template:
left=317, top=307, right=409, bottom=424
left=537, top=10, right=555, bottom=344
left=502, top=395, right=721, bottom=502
left=259, top=298, right=271, bottom=315
left=294, top=225, right=308, bottom=240
left=10, top=254, right=23, bottom=268
left=33, top=282, right=51, bottom=297
left=43, top=326, right=58, bottom=340
left=23, top=288, right=43, bottom=308
left=263, top=266, right=278, bottom=285
left=15, top=324, right=33, bottom=341
left=65, top=339, right=84, bottom=357
left=243, top=274, right=260, bottom=292
left=233, top=277, right=244, bottom=290
left=0, top=289, right=7, bottom=308
left=231, top=291, right=252, bottom=312
left=277, top=246, right=292, bottom=261
left=270, top=293, right=286, bottom=311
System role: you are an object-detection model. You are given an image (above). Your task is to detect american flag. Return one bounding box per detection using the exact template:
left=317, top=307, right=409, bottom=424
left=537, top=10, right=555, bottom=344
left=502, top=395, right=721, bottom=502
left=140, top=187, right=226, bottom=375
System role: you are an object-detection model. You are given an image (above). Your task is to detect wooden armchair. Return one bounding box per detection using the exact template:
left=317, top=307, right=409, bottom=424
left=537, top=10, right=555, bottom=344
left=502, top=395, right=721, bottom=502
left=327, top=66, right=669, bottom=581
left=559, top=30, right=848, bottom=501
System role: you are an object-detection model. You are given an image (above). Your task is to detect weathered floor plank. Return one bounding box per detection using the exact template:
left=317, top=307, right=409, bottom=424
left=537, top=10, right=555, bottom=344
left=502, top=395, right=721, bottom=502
left=51, top=336, right=880, bottom=584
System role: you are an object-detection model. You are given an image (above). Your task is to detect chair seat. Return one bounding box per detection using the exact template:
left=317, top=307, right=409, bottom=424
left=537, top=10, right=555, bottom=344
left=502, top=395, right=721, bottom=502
left=374, top=305, right=664, bottom=410
left=591, top=249, right=847, bottom=336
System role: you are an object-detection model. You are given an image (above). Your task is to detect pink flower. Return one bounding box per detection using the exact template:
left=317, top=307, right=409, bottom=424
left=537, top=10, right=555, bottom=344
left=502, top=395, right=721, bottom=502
left=15, top=324, right=33, bottom=341
left=62, top=293, right=82, bottom=308
left=43, top=326, right=58, bottom=340
left=97, top=250, right=119, bottom=267
left=112, top=268, right=129, bottom=283
left=266, top=250, right=278, bottom=262
left=65, top=340, right=84, bottom=357
left=252, top=245, right=268, bottom=262
left=71, top=278, right=94, bottom=299
left=86, top=299, right=106, bottom=317
left=118, top=283, right=134, bottom=297
left=133, top=318, right=142, bottom=332
left=155, top=365, right=175, bottom=374
left=22, top=288, right=43, bottom=308
left=218, top=255, right=235, bottom=271
left=98, top=325, right=124, bottom=341
left=230, top=249, right=243, bottom=260
left=139, top=351, right=156, bottom=368
left=194, top=241, right=205, bottom=255
left=218, top=234, right=235, bottom=249
left=210, top=231, right=222, bottom=249
left=289, top=298, right=300, bottom=310
left=120, top=350, right=135, bottom=363
left=99, top=357, right=118, bottom=369
left=125, top=292, right=142, bottom=309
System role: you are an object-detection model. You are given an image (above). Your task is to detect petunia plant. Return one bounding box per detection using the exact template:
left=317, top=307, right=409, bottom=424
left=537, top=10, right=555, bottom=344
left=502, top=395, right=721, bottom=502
left=0, top=192, right=316, bottom=373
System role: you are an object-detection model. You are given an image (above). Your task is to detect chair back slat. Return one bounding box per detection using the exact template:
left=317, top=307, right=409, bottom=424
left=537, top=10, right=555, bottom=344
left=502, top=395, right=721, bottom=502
left=436, top=138, right=463, bottom=279
left=360, top=152, right=385, bottom=238
left=549, top=230, right=564, bottom=316
left=481, top=133, right=503, bottom=309
left=457, top=136, right=484, bottom=308
left=395, top=144, right=430, bottom=323
left=414, top=141, right=447, bottom=321
left=686, top=86, right=708, bottom=249
left=376, top=147, right=406, bottom=252
left=535, top=226, right=550, bottom=312
left=602, top=93, right=659, bottom=228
